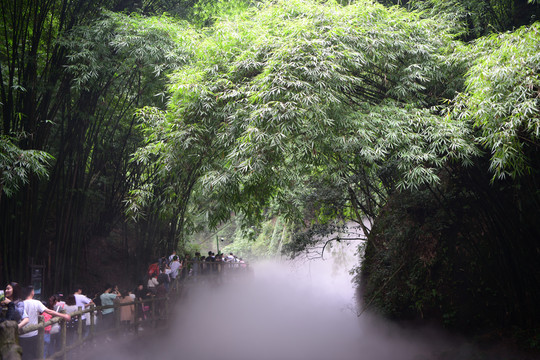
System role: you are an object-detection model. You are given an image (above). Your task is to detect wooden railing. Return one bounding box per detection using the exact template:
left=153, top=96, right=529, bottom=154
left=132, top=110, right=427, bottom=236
left=182, top=259, right=251, bottom=277
left=2, top=260, right=251, bottom=360
left=16, top=279, right=183, bottom=360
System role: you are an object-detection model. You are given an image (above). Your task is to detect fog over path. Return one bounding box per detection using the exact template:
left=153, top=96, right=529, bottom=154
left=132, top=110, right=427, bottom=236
left=163, top=259, right=459, bottom=360
left=92, top=241, right=491, bottom=360
left=88, top=241, right=538, bottom=360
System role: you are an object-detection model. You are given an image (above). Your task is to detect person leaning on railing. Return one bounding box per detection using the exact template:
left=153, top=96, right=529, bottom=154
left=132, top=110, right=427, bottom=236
left=118, top=291, right=135, bottom=332
left=44, top=295, right=64, bottom=357
left=1, top=282, right=29, bottom=330
left=134, top=284, right=150, bottom=325
left=73, top=286, right=93, bottom=338
left=63, top=294, right=80, bottom=345
left=147, top=275, right=159, bottom=295
left=19, top=286, right=70, bottom=360
left=100, top=284, right=119, bottom=331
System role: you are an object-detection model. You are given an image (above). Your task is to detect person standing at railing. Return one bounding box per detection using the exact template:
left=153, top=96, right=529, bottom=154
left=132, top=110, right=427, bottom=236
left=48, top=295, right=65, bottom=310
left=73, top=286, right=93, bottom=338
left=168, top=250, right=177, bottom=266
left=1, top=282, right=29, bottom=329
left=199, top=255, right=207, bottom=275
left=164, top=264, right=173, bottom=286
left=157, top=268, right=170, bottom=293
left=147, top=275, right=158, bottom=295
left=63, top=295, right=80, bottom=345
left=206, top=251, right=216, bottom=275
left=169, top=256, right=181, bottom=280
left=99, top=284, right=119, bottom=332
left=179, top=254, right=189, bottom=279
left=191, top=252, right=201, bottom=279
left=118, top=291, right=135, bottom=333
left=169, top=256, right=181, bottom=291
left=19, top=286, right=70, bottom=360
left=215, top=253, right=223, bottom=274
left=44, top=295, right=64, bottom=357
left=158, top=256, right=168, bottom=270
left=134, top=284, right=149, bottom=325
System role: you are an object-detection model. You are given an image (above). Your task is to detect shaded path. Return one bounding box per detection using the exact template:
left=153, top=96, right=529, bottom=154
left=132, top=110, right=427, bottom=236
left=81, top=249, right=538, bottom=360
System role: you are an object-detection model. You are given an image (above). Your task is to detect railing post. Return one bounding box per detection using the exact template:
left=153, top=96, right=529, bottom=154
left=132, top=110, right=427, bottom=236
left=115, top=303, right=121, bottom=334
left=37, top=315, right=45, bottom=359
left=134, top=299, right=140, bottom=335
left=60, top=316, right=67, bottom=360
left=151, top=298, right=156, bottom=328
left=0, top=320, right=22, bottom=360
left=90, top=304, right=95, bottom=339
left=77, top=306, right=83, bottom=342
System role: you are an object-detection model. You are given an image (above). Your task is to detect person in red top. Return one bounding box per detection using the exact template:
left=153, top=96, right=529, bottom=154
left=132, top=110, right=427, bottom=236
left=44, top=295, right=65, bottom=357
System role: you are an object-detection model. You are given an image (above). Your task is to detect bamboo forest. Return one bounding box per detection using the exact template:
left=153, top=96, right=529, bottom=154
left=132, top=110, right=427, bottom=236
left=1, top=0, right=540, bottom=359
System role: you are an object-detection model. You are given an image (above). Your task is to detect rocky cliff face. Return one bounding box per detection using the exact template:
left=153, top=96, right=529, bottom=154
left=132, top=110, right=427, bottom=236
left=358, top=163, right=540, bottom=349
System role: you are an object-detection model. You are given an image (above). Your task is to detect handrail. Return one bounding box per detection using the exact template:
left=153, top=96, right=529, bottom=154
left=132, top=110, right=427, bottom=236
left=184, top=260, right=249, bottom=265
left=6, top=262, right=251, bottom=359
left=18, top=296, right=168, bottom=335
left=13, top=278, right=183, bottom=360
left=182, top=260, right=250, bottom=272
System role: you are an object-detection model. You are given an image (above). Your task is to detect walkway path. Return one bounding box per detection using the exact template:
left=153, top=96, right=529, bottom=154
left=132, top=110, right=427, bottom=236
left=30, top=255, right=536, bottom=360
left=73, top=258, right=531, bottom=360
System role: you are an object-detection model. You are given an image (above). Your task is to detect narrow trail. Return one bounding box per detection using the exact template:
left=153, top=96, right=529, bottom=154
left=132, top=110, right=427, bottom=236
left=82, top=244, right=536, bottom=360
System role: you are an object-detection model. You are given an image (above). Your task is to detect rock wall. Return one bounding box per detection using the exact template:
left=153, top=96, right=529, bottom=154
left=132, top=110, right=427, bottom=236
left=359, top=164, right=540, bottom=347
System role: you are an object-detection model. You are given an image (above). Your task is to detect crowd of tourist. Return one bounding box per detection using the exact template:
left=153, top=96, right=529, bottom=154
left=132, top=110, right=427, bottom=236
left=147, top=250, right=248, bottom=290
left=0, top=250, right=248, bottom=360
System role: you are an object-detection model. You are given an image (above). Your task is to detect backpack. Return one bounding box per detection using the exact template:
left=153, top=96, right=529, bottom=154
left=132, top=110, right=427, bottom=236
left=157, top=273, right=169, bottom=284
left=43, top=312, right=53, bottom=333
left=148, top=263, right=159, bottom=278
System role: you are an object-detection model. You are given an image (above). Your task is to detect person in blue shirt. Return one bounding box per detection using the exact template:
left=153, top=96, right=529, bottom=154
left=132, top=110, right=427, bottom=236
left=99, top=284, right=118, bottom=331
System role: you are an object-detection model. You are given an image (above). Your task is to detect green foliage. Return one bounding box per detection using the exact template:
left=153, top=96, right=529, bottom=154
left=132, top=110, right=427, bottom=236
left=282, top=221, right=347, bottom=259
left=0, top=4, right=202, bottom=287
left=453, top=22, right=540, bottom=180
left=406, top=0, right=540, bottom=40
left=59, top=12, right=195, bottom=94
left=0, top=135, right=54, bottom=198
left=57, top=12, right=199, bottom=250
left=146, top=0, right=255, bottom=26
left=137, top=0, right=478, bottom=241
left=1, top=0, right=535, bottom=319
left=188, top=0, right=254, bottom=27
left=221, top=216, right=291, bottom=260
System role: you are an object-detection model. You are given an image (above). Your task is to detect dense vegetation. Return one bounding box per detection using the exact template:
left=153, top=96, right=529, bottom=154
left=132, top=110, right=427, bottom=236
left=1, top=0, right=539, bottom=348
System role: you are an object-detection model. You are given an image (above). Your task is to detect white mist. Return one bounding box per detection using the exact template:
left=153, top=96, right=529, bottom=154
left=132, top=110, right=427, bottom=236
left=153, top=241, right=465, bottom=360
left=83, top=241, right=481, bottom=360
